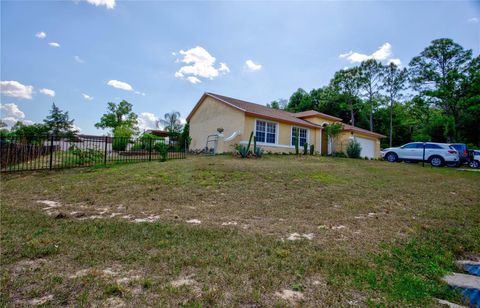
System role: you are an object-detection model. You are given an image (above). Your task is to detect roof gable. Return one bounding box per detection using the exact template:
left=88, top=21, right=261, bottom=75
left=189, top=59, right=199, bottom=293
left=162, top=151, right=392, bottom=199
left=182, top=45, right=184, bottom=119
left=188, top=92, right=321, bottom=128
left=293, top=110, right=342, bottom=122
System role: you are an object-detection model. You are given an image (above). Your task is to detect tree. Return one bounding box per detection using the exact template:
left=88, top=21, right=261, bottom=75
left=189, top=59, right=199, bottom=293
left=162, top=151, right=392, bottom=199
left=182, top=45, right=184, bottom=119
left=330, top=67, right=362, bottom=126
left=409, top=38, right=473, bottom=141
left=43, top=103, right=77, bottom=137
left=179, top=122, right=192, bottom=150
left=286, top=89, right=312, bottom=112
left=159, top=111, right=183, bottom=135
left=382, top=63, right=408, bottom=147
left=267, top=99, right=287, bottom=110
left=457, top=55, right=480, bottom=145
left=11, top=121, right=49, bottom=143
left=325, top=123, right=343, bottom=154
left=359, top=59, right=384, bottom=132
left=95, top=100, right=138, bottom=132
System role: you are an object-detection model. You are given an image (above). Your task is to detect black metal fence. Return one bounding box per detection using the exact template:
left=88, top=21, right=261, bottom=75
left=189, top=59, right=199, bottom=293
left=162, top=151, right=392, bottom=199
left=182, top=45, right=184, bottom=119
left=0, top=134, right=185, bottom=172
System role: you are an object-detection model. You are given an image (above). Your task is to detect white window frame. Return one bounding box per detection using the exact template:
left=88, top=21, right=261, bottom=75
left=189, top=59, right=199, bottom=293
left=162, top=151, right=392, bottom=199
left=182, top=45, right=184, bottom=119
left=254, top=119, right=278, bottom=145
left=291, top=126, right=309, bottom=147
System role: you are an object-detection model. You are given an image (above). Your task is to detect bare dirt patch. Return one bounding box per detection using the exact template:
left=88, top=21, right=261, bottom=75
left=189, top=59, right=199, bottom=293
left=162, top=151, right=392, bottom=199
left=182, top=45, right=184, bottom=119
left=275, top=289, right=304, bottom=303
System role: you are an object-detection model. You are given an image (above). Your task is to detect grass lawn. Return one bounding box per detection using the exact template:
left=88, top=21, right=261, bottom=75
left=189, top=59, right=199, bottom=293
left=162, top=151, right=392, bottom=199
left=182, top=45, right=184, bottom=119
left=1, top=155, right=479, bottom=306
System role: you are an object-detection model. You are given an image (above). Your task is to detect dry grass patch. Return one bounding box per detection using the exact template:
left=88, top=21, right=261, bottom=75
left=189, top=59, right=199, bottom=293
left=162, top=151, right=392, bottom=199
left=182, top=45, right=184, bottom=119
left=1, top=155, right=479, bottom=306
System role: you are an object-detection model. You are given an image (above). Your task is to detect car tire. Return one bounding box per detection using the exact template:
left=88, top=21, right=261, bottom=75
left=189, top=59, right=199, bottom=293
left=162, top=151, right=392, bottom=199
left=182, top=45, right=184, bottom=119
left=469, top=160, right=480, bottom=169
left=385, top=152, right=398, bottom=163
left=429, top=155, right=444, bottom=167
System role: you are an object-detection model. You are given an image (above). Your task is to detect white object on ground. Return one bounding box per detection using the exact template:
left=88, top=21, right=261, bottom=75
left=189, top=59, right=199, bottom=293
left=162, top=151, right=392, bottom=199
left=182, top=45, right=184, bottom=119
left=287, top=233, right=314, bottom=241
left=186, top=219, right=201, bottom=224
left=221, top=221, right=237, bottom=226
left=275, top=289, right=304, bottom=302
left=443, top=273, right=480, bottom=289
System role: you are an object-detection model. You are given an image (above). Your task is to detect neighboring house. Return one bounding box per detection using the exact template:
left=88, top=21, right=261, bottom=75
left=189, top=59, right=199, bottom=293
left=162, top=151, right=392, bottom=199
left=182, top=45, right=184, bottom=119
left=187, top=93, right=385, bottom=158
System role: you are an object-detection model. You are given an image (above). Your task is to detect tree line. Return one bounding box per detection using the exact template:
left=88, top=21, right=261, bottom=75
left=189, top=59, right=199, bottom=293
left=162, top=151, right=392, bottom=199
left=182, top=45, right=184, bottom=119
left=268, top=38, right=479, bottom=148
left=1, top=100, right=191, bottom=148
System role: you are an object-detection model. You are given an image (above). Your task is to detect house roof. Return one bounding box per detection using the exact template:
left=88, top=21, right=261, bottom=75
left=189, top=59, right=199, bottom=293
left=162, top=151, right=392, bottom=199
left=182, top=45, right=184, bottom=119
left=342, top=124, right=386, bottom=138
left=188, top=92, right=321, bottom=128
left=187, top=92, right=385, bottom=138
left=294, top=110, right=342, bottom=122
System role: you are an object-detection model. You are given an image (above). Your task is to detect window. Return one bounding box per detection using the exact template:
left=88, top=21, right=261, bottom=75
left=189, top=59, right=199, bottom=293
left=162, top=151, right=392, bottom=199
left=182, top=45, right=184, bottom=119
left=291, top=127, right=308, bottom=146
left=425, top=144, right=442, bottom=149
left=402, top=143, right=420, bottom=149
left=255, top=120, right=276, bottom=144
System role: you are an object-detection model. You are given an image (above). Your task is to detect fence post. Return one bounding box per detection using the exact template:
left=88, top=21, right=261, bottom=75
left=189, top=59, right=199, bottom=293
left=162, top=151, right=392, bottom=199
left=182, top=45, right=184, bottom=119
left=149, top=138, right=152, bottom=161
left=104, top=136, right=108, bottom=165
left=49, top=135, right=54, bottom=170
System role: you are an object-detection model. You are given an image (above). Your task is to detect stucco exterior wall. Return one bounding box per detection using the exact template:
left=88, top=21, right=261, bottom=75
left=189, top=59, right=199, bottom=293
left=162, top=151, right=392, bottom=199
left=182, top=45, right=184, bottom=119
left=189, top=97, right=245, bottom=151
left=241, top=116, right=320, bottom=153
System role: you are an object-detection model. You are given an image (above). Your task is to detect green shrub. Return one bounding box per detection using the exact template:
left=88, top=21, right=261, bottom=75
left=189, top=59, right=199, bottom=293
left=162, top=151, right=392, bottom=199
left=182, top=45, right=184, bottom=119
left=139, top=133, right=164, bottom=151
left=66, top=146, right=104, bottom=165
left=303, top=143, right=308, bottom=155
left=131, top=143, right=144, bottom=151
left=294, top=129, right=299, bottom=155
left=309, top=144, right=315, bottom=155
left=154, top=143, right=168, bottom=161
left=333, top=151, right=347, bottom=158
left=112, top=126, right=133, bottom=151
left=238, top=132, right=254, bottom=158
left=254, top=146, right=264, bottom=158
left=346, top=139, right=362, bottom=158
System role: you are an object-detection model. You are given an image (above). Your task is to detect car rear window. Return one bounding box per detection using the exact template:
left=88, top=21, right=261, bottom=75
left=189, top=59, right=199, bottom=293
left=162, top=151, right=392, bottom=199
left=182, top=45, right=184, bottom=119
left=425, top=144, right=442, bottom=149
left=451, top=144, right=465, bottom=151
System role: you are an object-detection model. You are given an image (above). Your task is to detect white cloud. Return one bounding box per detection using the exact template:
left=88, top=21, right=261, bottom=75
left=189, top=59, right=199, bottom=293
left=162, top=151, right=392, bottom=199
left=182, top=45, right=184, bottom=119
left=339, top=42, right=401, bottom=65
left=82, top=93, right=94, bottom=101
left=0, top=103, right=29, bottom=127
left=48, top=42, right=60, bottom=48
left=0, top=81, right=34, bottom=99
left=134, top=91, right=146, bottom=96
left=86, top=0, right=116, bottom=9
left=74, top=56, right=85, bottom=63
left=107, top=80, right=133, bottom=91
left=40, top=88, right=55, bottom=97
left=174, top=46, right=229, bottom=83
left=245, top=59, right=262, bottom=71
left=219, top=62, right=230, bottom=73
left=467, top=17, right=479, bottom=23
left=138, top=112, right=160, bottom=130
left=35, top=32, right=46, bottom=39
left=186, top=76, right=201, bottom=84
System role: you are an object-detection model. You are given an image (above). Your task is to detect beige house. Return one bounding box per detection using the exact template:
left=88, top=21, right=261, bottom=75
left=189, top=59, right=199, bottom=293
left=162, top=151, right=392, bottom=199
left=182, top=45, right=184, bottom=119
left=187, top=93, right=385, bottom=158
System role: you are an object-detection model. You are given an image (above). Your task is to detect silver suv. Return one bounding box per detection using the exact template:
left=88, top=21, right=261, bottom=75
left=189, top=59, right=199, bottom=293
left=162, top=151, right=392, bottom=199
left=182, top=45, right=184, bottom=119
left=381, top=142, right=459, bottom=167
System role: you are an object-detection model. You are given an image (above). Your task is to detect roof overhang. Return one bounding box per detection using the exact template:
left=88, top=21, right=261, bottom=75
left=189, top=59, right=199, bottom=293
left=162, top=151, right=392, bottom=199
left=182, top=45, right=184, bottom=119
left=244, top=111, right=321, bottom=129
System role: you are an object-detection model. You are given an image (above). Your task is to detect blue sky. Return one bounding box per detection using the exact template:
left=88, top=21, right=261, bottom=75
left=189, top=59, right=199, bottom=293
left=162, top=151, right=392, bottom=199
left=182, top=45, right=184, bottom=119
left=1, top=0, right=479, bottom=134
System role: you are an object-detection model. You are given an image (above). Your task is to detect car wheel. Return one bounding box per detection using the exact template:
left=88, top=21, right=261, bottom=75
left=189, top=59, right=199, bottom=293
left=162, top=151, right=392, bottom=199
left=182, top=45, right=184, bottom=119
left=429, top=156, right=444, bottom=167
left=469, top=160, right=480, bottom=169
left=386, top=152, right=398, bottom=163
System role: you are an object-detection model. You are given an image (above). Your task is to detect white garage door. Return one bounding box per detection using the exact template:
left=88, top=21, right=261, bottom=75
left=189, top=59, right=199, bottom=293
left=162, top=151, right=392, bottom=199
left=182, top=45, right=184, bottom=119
left=355, top=137, right=375, bottom=159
